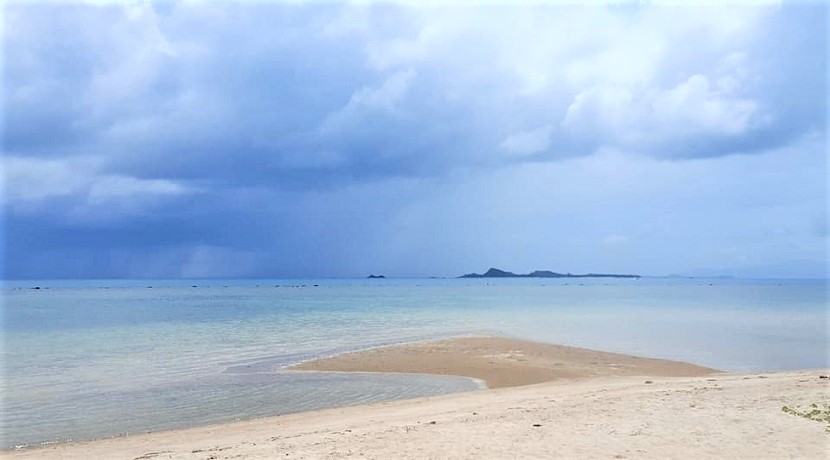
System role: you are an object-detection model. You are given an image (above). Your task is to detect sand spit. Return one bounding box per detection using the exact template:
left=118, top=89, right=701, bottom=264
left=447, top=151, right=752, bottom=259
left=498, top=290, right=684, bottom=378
left=289, top=336, right=718, bottom=388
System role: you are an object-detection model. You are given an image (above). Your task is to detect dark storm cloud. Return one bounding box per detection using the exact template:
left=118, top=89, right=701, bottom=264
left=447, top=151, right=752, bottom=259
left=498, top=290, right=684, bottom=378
left=7, top=4, right=824, bottom=180
left=2, top=1, right=827, bottom=278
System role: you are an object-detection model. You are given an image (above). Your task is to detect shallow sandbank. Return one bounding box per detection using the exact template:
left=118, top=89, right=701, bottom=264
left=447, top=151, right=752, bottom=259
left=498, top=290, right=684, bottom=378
left=288, top=335, right=718, bottom=388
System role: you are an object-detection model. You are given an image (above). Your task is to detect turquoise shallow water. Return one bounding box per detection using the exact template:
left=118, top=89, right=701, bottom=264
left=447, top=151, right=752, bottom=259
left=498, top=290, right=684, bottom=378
left=2, top=277, right=828, bottom=448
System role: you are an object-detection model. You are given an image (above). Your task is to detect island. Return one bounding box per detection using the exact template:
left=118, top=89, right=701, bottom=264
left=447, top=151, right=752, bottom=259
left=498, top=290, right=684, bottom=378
left=366, top=274, right=386, bottom=279
left=459, top=267, right=640, bottom=279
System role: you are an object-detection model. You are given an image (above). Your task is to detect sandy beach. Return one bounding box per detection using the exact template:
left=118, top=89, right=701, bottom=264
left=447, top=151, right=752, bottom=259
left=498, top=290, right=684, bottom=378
left=9, top=337, right=829, bottom=459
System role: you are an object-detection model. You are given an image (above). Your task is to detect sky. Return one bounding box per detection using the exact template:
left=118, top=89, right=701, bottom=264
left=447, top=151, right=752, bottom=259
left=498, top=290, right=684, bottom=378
left=2, top=1, right=828, bottom=279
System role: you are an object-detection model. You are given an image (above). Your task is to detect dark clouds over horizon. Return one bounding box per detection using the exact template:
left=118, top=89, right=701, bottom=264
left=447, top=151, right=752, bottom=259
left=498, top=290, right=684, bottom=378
left=2, top=1, right=828, bottom=279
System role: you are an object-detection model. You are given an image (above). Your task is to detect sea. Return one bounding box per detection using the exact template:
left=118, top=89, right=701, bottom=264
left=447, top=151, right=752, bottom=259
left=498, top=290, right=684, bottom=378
left=2, top=277, right=828, bottom=449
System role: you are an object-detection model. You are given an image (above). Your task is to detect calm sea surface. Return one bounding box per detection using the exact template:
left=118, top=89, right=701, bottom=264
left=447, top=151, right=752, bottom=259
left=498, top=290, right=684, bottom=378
left=2, top=277, right=828, bottom=448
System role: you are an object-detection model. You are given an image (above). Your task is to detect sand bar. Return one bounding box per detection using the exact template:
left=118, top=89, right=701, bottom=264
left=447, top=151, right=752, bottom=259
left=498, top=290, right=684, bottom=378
left=8, top=337, right=829, bottom=459
left=289, top=336, right=718, bottom=388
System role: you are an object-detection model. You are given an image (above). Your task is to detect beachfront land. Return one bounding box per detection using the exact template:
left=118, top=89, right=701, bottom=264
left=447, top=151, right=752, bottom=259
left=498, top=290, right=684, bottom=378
left=11, top=337, right=829, bottom=459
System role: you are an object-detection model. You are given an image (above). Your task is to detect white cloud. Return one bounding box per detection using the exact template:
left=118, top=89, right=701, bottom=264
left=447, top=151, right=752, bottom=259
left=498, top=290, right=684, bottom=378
left=2, top=156, right=97, bottom=203
left=562, top=72, right=761, bottom=154
left=348, top=69, right=416, bottom=112
left=338, top=4, right=788, bottom=161
left=87, top=175, right=192, bottom=204
left=651, top=74, right=758, bottom=135
left=318, top=69, right=416, bottom=135
left=1, top=155, right=198, bottom=213
left=500, top=125, right=553, bottom=156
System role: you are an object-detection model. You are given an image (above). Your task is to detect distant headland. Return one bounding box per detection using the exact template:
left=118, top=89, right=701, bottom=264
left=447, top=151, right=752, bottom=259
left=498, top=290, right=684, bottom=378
left=366, top=274, right=386, bottom=279
left=459, top=267, right=640, bottom=279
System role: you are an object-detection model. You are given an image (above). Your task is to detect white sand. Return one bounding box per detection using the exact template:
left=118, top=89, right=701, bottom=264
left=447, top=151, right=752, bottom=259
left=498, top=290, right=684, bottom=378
left=10, top=370, right=829, bottom=459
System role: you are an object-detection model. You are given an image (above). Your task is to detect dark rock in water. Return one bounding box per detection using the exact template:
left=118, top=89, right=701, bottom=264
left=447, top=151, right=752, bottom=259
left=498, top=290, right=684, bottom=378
left=460, top=267, right=517, bottom=278
left=527, top=270, right=566, bottom=278
left=459, top=267, right=640, bottom=279
left=367, top=274, right=386, bottom=279
left=31, top=286, right=41, bottom=290
left=481, top=267, right=515, bottom=277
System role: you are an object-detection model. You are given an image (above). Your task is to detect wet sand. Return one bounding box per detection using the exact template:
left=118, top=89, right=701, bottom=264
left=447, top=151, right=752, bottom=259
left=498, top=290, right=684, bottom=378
left=289, top=336, right=718, bottom=388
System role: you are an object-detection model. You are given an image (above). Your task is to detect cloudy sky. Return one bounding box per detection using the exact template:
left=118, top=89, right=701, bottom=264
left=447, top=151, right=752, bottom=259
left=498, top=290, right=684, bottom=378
left=2, top=1, right=827, bottom=279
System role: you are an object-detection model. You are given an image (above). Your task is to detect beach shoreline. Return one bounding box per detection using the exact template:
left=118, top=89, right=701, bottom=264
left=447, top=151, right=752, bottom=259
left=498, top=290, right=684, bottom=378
left=8, top=337, right=828, bottom=459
